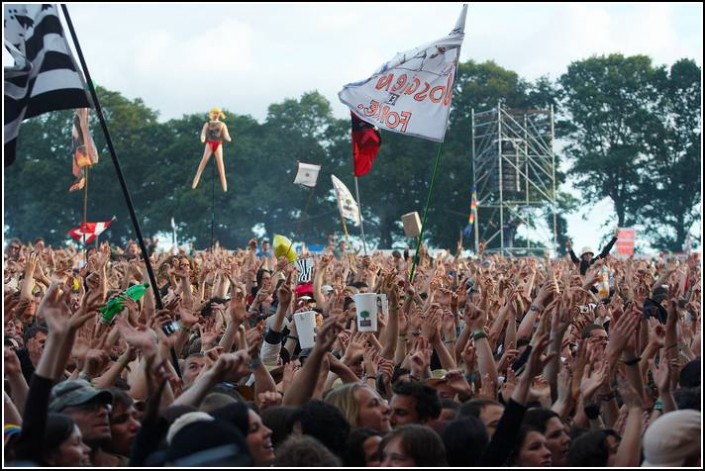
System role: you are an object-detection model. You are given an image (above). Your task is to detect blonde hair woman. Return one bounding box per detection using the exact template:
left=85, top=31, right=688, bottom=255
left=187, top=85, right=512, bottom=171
left=192, top=107, right=232, bottom=192
left=324, top=384, right=391, bottom=433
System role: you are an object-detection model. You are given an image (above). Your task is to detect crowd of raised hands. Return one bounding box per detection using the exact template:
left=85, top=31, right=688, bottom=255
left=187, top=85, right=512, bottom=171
left=3, top=236, right=701, bottom=467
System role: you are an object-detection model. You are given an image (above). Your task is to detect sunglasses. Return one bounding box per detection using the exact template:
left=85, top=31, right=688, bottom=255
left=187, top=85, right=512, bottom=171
left=69, top=402, right=113, bottom=414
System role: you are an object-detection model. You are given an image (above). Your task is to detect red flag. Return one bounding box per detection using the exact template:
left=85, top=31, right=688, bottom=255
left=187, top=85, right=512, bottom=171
left=68, top=218, right=114, bottom=244
left=351, top=112, right=381, bottom=177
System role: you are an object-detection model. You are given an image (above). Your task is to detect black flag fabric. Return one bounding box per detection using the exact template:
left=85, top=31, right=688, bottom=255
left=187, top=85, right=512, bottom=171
left=4, top=4, right=91, bottom=166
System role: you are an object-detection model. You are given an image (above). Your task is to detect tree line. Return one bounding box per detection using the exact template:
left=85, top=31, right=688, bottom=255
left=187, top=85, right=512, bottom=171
left=4, top=55, right=700, bottom=253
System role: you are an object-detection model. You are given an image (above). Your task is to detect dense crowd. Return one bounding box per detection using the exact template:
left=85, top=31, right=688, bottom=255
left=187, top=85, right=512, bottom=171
left=3, top=234, right=701, bottom=467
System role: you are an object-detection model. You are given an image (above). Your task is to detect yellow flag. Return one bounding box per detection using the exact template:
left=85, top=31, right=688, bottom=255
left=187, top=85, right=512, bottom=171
left=273, top=234, right=297, bottom=262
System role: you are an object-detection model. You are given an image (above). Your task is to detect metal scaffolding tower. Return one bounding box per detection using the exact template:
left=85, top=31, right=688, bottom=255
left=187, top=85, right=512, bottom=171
left=472, top=103, right=557, bottom=255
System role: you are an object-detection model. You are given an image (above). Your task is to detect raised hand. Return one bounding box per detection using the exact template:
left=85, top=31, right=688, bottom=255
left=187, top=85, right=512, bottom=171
left=39, top=282, right=73, bottom=335
left=463, top=302, right=486, bottom=332
left=461, top=341, right=477, bottom=372
left=96, top=242, right=112, bottom=268
left=408, top=336, right=432, bottom=378
left=256, top=391, right=282, bottom=413
left=276, top=256, right=289, bottom=273
left=313, top=317, right=345, bottom=354
left=4, top=347, right=22, bottom=377
left=500, top=368, right=517, bottom=402
left=377, top=357, right=395, bottom=384
left=617, top=375, right=643, bottom=409
left=580, top=360, right=608, bottom=401
left=649, top=354, right=677, bottom=394
left=343, top=331, right=366, bottom=364
left=277, top=272, right=294, bottom=310
left=246, top=326, right=264, bottom=360
left=210, top=350, right=250, bottom=383
left=606, top=308, right=641, bottom=362
left=116, top=316, right=158, bottom=357
left=477, top=372, right=496, bottom=400
left=556, top=365, right=573, bottom=405
left=647, top=318, right=666, bottom=347
left=421, top=308, right=441, bottom=342
left=199, top=319, right=219, bottom=349
left=24, top=252, right=39, bottom=280
left=525, top=333, right=555, bottom=379
left=177, top=301, right=200, bottom=329
left=445, top=369, right=472, bottom=396
left=496, top=343, right=519, bottom=374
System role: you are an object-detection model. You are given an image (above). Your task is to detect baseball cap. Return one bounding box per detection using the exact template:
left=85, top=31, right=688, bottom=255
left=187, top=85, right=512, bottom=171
left=49, top=379, right=113, bottom=412
left=321, top=285, right=334, bottom=294
left=642, top=410, right=701, bottom=467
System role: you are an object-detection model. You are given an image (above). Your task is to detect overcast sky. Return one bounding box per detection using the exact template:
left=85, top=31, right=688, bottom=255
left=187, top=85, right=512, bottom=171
left=8, top=3, right=703, bottom=251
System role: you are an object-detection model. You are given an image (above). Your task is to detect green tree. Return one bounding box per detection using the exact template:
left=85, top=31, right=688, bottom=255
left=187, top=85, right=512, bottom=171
left=559, top=54, right=661, bottom=227
left=642, top=59, right=701, bottom=251
left=5, top=87, right=165, bottom=246
left=5, top=110, right=77, bottom=245
left=254, top=91, right=345, bottom=245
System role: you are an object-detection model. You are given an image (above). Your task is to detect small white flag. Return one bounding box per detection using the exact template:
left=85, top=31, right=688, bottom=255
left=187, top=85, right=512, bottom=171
left=338, top=4, right=467, bottom=143
left=293, top=162, right=321, bottom=188
left=171, top=217, right=177, bottom=232
left=331, top=175, right=361, bottom=226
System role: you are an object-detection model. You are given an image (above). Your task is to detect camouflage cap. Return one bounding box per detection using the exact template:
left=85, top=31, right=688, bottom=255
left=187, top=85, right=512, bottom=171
left=49, top=379, right=113, bottom=412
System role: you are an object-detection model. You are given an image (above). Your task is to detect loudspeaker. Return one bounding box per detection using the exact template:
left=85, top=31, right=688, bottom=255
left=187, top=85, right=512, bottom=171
left=401, top=212, right=421, bottom=238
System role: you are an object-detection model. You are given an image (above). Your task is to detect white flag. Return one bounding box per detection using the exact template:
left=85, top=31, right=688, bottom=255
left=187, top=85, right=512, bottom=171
left=338, top=4, right=467, bottom=143
left=331, top=175, right=361, bottom=226
left=293, top=162, right=321, bottom=188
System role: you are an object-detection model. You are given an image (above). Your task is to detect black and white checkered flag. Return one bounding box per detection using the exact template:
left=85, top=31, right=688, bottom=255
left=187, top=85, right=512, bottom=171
left=4, top=4, right=91, bottom=166
left=295, top=258, right=314, bottom=284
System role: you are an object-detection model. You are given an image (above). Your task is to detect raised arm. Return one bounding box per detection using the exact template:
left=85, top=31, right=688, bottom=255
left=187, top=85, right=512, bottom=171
left=282, top=317, right=343, bottom=406
left=596, top=228, right=619, bottom=260
left=566, top=239, right=580, bottom=264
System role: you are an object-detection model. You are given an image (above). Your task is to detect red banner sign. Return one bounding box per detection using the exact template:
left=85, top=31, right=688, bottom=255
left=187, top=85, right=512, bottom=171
left=616, top=228, right=636, bottom=256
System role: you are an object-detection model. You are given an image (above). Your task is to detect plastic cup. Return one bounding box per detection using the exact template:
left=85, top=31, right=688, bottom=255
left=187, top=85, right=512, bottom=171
left=294, top=310, right=317, bottom=349
left=354, top=293, right=378, bottom=332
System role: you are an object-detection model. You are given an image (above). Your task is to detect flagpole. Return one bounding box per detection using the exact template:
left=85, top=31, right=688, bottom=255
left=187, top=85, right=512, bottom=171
left=210, top=160, right=216, bottom=251
left=82, top=167, right=89, bottom=263
left=62, top=6, right=182, bottom=379
left=353, top=177, right=368, bottom=256
left=409, top=4, right=467, bottom=276
left=338, top=210, right=352, bottom=255
left=409, top=143, right=444, bottom=282
left=298, top=186, right=317, bottom=234
left=61, top=7, right=165, bottom=309
left=172, top=218, right=177, bottom=252
left=471, top=108, right=480, bottom=253
left=283, top=184, right=318, bottom=266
